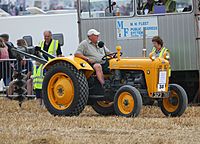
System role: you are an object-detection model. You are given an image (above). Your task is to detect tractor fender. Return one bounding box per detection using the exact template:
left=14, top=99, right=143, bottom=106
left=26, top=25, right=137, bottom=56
left=43, top=56, right=94, bottom=79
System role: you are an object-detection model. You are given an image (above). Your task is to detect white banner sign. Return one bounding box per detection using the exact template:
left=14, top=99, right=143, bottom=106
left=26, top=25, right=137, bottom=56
left=116, top=17, right=158, bottom=40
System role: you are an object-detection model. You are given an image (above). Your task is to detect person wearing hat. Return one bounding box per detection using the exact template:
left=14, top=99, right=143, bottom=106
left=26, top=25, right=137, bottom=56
left=74, top=29, right=110, bottom=87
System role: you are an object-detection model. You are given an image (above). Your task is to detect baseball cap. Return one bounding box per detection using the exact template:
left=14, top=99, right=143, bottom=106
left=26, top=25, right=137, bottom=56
left=87, top=29, right=100, bottom=36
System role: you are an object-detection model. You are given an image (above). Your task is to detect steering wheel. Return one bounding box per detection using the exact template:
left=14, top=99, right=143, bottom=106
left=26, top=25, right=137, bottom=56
left=102, top=52, right=123, bottom=61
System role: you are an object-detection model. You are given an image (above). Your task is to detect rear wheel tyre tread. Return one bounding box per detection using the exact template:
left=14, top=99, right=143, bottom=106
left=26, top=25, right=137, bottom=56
left=66, top=63, right=89, bottom=116
left=43, top=62, right=89, bottom=116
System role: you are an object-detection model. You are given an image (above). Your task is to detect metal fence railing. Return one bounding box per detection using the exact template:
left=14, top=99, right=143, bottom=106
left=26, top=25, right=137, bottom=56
left=0, top=59, right=35, bottom=98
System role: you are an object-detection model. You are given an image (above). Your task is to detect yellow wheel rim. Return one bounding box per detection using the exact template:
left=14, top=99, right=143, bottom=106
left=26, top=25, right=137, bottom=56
left=163, top=90, right=179, bottom=113
left=47, top=72, right=74, bottom=110
left=97, top=101, right=114, bottom=108
left=118, top=92, right=134, bottom=115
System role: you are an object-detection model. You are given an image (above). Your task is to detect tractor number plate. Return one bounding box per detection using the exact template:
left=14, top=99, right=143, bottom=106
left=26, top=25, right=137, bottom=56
left=158, top=71, right=167, bottom=92
left=158, top=84, right=165, bottom=92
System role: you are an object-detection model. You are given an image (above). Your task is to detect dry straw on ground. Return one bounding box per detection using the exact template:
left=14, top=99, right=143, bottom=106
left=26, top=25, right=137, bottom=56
left=0, top=98, right=200, bottom=144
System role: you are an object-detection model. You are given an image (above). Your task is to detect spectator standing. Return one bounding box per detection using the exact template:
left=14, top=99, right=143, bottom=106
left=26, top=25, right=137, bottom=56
left=0, top=34, right=15, bottom=59
left=32, top=61, right=44, bottom=105
left=0, top=37, right=10, bottom=86
left=39, top=30, right=63, bottom=61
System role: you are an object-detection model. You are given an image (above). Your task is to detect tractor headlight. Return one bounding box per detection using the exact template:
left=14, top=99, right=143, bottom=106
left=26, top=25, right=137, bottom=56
left=80, top=63, right=86, bottom=67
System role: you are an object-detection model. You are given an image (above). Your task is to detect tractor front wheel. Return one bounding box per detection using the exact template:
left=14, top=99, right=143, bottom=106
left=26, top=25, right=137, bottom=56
left=43, top=62, right=89, bottom=116
left=160, top=84, right=188, bottom=117
left=114, top=85, right=142, bottom=117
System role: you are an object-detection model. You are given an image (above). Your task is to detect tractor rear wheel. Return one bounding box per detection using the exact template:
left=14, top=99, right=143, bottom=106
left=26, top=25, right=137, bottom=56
left=43, top=62, right=89, bottom=116
left=92, top=101, right=115, bottom=116
left=114, top=85, right=142, bottom=117
left=160, top=84, right=188, bottom=117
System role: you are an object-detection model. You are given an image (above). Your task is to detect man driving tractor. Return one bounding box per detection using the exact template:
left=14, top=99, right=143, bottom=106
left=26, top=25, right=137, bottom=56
left=74, top=29, right=110, bottom=87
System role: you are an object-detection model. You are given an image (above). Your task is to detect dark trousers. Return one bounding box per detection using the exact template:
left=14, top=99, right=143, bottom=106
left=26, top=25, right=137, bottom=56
left=34, top=89, right=42, bottom=99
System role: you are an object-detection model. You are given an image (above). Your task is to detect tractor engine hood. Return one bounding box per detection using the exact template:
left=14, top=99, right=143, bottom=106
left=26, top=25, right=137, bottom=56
left=109, top=57, right=170, bottom=70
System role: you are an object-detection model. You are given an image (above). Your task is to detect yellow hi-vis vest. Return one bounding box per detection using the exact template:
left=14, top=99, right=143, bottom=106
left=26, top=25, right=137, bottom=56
left=33, top=65, right=43, bottom=89
left=40, top=39, right=59, bottom=60
left=152, top=47, right=171, bottom=77
left=152, top=47, right=169, bottom=58
left=165, top=0, right=176, bottom=12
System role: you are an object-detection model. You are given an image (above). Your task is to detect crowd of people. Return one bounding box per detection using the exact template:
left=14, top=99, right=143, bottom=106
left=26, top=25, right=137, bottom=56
left=0, top=31, right=63, bottom=106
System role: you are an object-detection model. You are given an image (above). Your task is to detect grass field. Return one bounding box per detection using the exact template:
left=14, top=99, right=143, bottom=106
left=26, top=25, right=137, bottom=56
left=0, top=98, right=200, bottom=144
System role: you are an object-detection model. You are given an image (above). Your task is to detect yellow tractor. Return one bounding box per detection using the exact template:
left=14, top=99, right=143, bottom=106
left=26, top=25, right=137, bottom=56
left=42, top=46, right=188, bottom=117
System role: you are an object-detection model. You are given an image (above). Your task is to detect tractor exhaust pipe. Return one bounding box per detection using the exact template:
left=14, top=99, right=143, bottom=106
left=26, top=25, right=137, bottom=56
left=142, top=27, right=147, bottom=57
